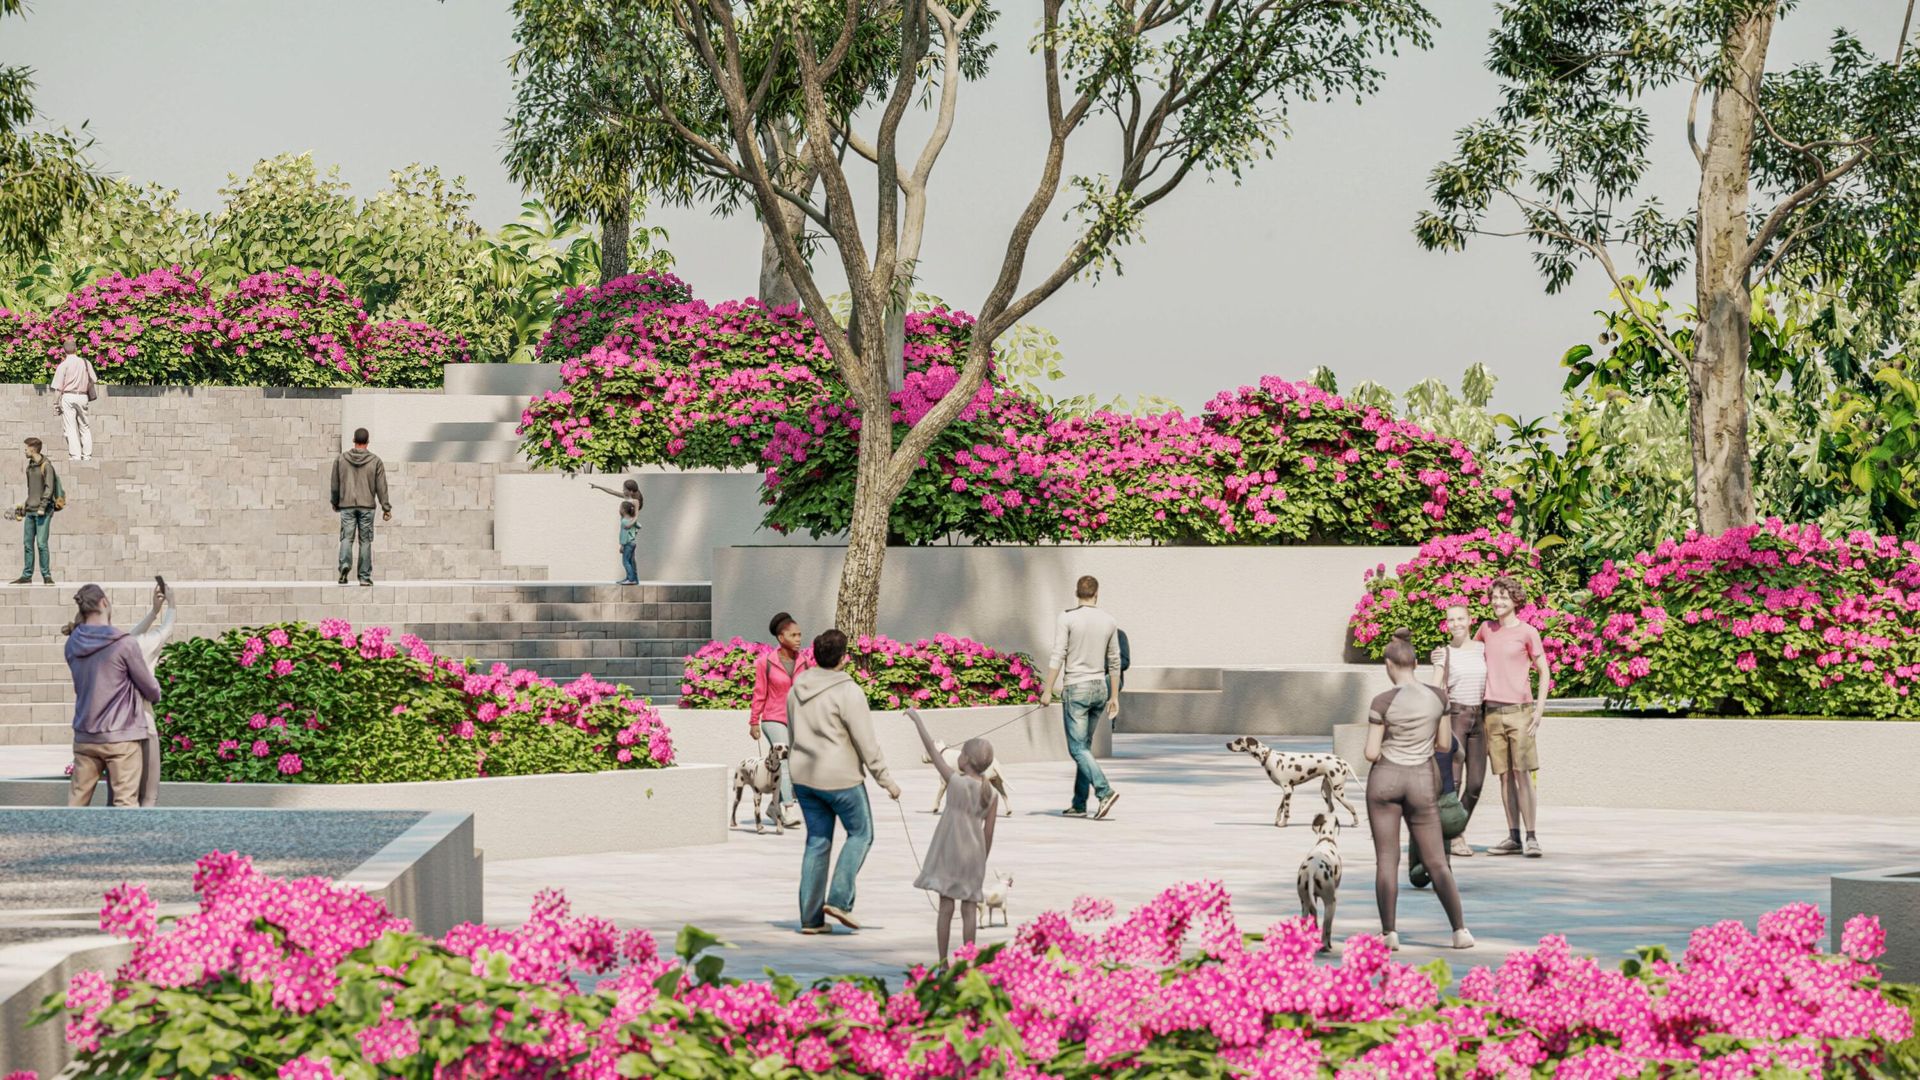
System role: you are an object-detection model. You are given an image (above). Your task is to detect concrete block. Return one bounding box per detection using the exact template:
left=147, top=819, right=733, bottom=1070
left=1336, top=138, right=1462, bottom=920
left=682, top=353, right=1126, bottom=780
left=1832, top=867, right=1920, bottom=985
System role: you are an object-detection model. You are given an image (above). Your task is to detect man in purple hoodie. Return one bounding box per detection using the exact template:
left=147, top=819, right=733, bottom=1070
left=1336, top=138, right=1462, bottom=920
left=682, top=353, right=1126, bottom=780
left=63, top=584, right=163, bottom=807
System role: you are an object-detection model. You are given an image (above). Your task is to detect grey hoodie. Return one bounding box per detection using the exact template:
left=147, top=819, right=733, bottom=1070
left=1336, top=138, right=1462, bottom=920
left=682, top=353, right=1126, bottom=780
left=331, top=447, right=391, bottom=512
left=786, top=666, right=893, bottom=791
left=66, top=624, right=163, bottom=744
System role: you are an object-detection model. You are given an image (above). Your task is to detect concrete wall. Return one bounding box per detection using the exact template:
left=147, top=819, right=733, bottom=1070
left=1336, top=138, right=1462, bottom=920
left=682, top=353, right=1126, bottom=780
left=0, top=765, right=728, bottom=860
left=494, top=471, right=832, bottom=583
left=0, top=384, right=533, bottom=580
left=1122, top=665, right=1380, bottom=737
left=1832, top=867, right=1920, bottom=985
left=0, top=808, right=482, bottom=1078
left=662, top=703, right=1110, bottom=775
left=712, top=545, right=1414, bottom=667
left=1530, top=716, right=1920, bottom=817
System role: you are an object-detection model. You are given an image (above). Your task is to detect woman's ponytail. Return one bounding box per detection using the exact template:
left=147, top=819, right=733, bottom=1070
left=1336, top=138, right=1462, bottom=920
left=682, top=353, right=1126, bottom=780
left=61, top=584, right=107, bottom=637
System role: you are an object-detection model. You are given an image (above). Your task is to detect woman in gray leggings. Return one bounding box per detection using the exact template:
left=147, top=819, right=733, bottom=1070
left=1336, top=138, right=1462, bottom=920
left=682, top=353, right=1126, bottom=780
left=1364, top=628, right=1475, bottom=951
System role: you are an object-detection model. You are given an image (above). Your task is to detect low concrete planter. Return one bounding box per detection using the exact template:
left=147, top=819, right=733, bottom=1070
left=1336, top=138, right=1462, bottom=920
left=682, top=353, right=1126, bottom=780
left=1832, top=866, right=1920, bottom=985
left=0, top=808, right=482, bottom=1078
left=1123, top=665, right=1379, bottom=737
left=0, top=766, right=727, bottom=861
left=1531, top=715, right=1920, bottom=817
left=660, top=704, right=1108, bottom=771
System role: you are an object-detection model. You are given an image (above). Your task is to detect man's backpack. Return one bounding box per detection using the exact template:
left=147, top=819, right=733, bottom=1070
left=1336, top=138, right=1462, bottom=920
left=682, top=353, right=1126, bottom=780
left=1115, top=628, right=1130, bottom=682
left=46, top=463, right=64, bottom=512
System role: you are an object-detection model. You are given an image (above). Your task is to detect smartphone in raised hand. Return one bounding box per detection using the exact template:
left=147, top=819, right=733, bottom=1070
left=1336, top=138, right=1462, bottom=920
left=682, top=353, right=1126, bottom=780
left=154, top=574, right=167, bottom=600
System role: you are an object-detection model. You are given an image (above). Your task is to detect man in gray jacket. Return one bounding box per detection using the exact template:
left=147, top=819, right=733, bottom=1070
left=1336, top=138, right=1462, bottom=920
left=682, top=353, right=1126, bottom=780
left=787, top=629, right=901, bottom=934
left=64, top=584, right=163, bottom=807
left=330, top=427, right=391, bottom=586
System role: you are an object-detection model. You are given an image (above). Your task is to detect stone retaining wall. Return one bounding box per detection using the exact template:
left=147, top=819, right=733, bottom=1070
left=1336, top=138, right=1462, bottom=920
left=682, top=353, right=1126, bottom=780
left=0, top=384, right=533, bottom=580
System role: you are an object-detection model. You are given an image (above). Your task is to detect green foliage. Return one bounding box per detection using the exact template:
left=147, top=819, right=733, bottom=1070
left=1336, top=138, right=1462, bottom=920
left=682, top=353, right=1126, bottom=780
left=154, top=621, right=674, bottom=784
left=0, top=1, right=105, bottom=259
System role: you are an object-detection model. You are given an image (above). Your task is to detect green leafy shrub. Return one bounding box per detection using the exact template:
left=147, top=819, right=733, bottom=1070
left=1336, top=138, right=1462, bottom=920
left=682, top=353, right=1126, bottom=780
left=156, top=620, right=673, bottom=784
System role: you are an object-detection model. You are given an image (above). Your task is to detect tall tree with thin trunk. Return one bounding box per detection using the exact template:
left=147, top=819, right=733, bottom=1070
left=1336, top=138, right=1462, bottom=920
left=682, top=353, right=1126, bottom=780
left=1418, top=0, right=1920, bottom=534
left=632, top=0, right=1435, bottom=638
left=0, top=0, right=103, bottom=258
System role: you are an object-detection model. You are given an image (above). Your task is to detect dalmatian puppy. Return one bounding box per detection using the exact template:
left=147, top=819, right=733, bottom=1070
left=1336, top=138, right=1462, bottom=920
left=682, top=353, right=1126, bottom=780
left=924, top=740, right=1014, bottom=816
left=1225, top=736, right=1360, bottom=828
left=982, top=871, right=1015, bottom=927
left=730, top=744, right=790, bottom=835
left=1296, top=813, right=1342, bottom=952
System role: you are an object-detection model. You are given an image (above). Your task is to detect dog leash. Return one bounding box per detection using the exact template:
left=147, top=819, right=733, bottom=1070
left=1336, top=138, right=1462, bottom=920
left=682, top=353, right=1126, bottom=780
left=893, top=796, right=942, bottom=914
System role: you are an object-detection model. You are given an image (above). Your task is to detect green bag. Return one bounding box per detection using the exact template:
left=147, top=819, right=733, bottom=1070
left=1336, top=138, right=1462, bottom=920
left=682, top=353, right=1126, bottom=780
left=1409, top=791, right=1467, bottom=889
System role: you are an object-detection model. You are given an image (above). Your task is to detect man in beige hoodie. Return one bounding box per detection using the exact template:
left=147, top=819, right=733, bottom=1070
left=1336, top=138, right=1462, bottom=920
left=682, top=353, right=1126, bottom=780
left=787, top=628, right=900, bottom=934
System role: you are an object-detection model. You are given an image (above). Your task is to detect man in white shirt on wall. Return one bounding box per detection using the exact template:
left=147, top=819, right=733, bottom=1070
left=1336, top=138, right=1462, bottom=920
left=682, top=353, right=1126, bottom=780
left=50, top=336, right=100, bottom=462
left=1040, top=574, right=1122, bottom=820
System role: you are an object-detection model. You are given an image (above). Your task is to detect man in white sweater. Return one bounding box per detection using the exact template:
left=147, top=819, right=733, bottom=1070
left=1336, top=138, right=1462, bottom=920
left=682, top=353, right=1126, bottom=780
left=786, top=628, right=900, bottom=934
left=50, top=336, right=99, bottom=462
left=1041, top=575, right=1122, bottom=820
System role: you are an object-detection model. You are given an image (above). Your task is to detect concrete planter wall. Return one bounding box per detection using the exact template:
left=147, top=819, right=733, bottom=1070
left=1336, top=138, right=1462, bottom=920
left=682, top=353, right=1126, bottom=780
left=0, top=766, right=727, bottom=861
left=0, top=808, right=482, bottom=1078
left=661, top=704, right=1108, bottom=773
left=493, top=471, right=834, bottom=582
left=1334, top=715, right=1920, bottom=818
left=1832, top=867, right=1920, bottom=986
left=711, top=545, right=1414, bottom=669
left=1124, top=665, right=1380, bottom=737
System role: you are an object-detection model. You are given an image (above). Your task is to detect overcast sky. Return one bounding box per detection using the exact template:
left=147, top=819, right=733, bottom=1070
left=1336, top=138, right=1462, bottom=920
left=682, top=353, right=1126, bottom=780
left=8, top=1, right=1903, bottom=416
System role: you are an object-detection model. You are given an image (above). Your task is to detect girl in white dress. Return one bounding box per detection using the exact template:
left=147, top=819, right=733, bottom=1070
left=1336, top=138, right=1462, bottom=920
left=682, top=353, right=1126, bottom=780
left=905, top=708, right=997, bottom=963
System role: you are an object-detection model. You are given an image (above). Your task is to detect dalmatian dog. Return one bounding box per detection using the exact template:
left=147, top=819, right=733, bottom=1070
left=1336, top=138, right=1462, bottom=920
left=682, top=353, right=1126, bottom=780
left=730, top=744, right=790, bottom=835
left=1296, top=813, right=1342, bottom=952
left=1225, top=736, right=1360, bottom=828
left=924, top=740, right=1014, bottom=817
left=982, top=871, right=1015, bottom=927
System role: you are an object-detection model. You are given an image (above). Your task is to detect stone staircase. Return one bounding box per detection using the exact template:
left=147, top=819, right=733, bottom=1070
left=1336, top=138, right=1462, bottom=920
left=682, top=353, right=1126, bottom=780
left=340, top=365, right=559, bottom=463
left=0, top=581, right=710, bottom=746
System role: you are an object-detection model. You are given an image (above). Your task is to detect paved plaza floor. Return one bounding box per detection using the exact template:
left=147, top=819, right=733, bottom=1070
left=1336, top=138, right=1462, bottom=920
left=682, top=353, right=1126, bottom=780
left=7, top=736, right=1915, bottom=984
left=488, top=734, right=1920, bottom=982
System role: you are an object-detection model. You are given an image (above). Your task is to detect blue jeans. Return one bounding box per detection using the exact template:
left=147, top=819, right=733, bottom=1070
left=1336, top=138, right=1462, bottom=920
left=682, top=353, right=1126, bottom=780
left=1063, top=681, right=1113, bottom=811
left=795, top=782, right=872, bottom=928
left=20, top=512, right=51, bottom=579
left=761, top=721, right=796, bottom=805
left=338, top=509, right=375, bottom=582
left=618, top=542, right=637, bottom=583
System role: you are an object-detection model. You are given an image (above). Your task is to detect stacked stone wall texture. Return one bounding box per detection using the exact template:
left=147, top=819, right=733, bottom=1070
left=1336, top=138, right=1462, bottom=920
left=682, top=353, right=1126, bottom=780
left=0, top=385, right=537, bottom=581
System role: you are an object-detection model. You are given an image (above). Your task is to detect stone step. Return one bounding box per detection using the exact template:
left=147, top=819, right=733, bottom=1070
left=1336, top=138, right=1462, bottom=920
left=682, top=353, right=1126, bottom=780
left=0, top=614, right=714, bottom=640
left=0, top=581, right=709, bottom=606
left=0, top=722, right=68, bottom=747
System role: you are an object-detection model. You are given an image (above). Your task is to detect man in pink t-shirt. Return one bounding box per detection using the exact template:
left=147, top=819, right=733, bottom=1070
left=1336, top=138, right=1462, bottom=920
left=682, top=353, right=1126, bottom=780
left=1476, top=575, right=1550, bottom=858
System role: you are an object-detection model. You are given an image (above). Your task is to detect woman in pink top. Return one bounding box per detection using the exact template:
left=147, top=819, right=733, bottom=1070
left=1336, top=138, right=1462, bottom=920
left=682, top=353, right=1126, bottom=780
left=750, top=612, right=811, bottom=828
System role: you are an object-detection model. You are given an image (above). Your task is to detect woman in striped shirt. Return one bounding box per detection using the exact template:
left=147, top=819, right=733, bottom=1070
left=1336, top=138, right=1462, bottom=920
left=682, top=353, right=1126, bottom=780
left=1430, top=604, right=1488, bottom=857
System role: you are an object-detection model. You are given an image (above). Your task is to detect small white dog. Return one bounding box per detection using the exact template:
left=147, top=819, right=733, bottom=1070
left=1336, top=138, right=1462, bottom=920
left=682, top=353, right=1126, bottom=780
left=982, top=871, right=1015, bottom=927
left=1295, top=813, right=1343, bottom=952
left=1225, top=736, right=1361, bottom=828
left=925, top=740, right=1013, bottom=816
left=730, top=744, right=790, bottom=834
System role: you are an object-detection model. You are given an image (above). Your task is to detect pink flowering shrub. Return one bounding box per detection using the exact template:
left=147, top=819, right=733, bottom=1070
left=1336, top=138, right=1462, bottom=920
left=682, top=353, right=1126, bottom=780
left=522, top=279, right=1511, bottom=546
left=211, top=267, right=368, bottom=386
left=154, top=620, right=672, bottom=784
left=0, top=265, right=473, bottom=387
left=30, top=861, right=1919, bottom=1078
left=352, top=318, right=474, bottom=389
left=679, top=633, right=1041, bottom=710
left=1565, top=520, right=1920, bottom=716
left=1349, top=529, right=1571, bottom=661
left=534, top=269, right=695, bottom=360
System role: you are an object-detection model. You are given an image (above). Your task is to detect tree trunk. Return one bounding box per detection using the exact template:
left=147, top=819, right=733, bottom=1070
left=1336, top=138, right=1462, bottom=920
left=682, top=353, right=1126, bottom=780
left=758, top=200, right=806, bottom=309
left=599, top=197, right=630, bottom=285
left=1689, top=8, right=1772, bottom=534
left=834, top=400, right=899, bottom=640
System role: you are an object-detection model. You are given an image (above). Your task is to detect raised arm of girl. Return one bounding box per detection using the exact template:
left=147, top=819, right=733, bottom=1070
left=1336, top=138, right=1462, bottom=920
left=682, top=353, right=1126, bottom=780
left=905, top=708, right=954, bottom=783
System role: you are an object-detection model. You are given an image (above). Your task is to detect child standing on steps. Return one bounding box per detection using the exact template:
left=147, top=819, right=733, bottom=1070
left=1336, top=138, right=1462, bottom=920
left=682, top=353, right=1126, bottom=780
left=905, top=708, right=997, bottom=963
left=617, top=500, right=641, bottom=586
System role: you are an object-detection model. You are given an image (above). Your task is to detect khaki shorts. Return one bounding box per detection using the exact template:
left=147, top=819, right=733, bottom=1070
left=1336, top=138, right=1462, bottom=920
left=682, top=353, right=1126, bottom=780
left=1484, top=703, right=1538, bottom=775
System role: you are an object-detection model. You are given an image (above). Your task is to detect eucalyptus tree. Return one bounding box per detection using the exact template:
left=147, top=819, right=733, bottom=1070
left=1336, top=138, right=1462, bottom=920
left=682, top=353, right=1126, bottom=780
left=1418, top=0, right=1920, bottom=533
left=632, top=0, right=1435, bottom=637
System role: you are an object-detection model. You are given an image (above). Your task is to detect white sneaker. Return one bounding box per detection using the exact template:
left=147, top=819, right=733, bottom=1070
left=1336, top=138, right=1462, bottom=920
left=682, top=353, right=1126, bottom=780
left=1453, top=928, right=1476, bottom=949
left=1449, top=835, right=1473, bottom=857
left=780, top=805, right=803, bottom=829
left=823, top=905, right=861, bottom=930
left=1383, top=931, right=1400, bottom=951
